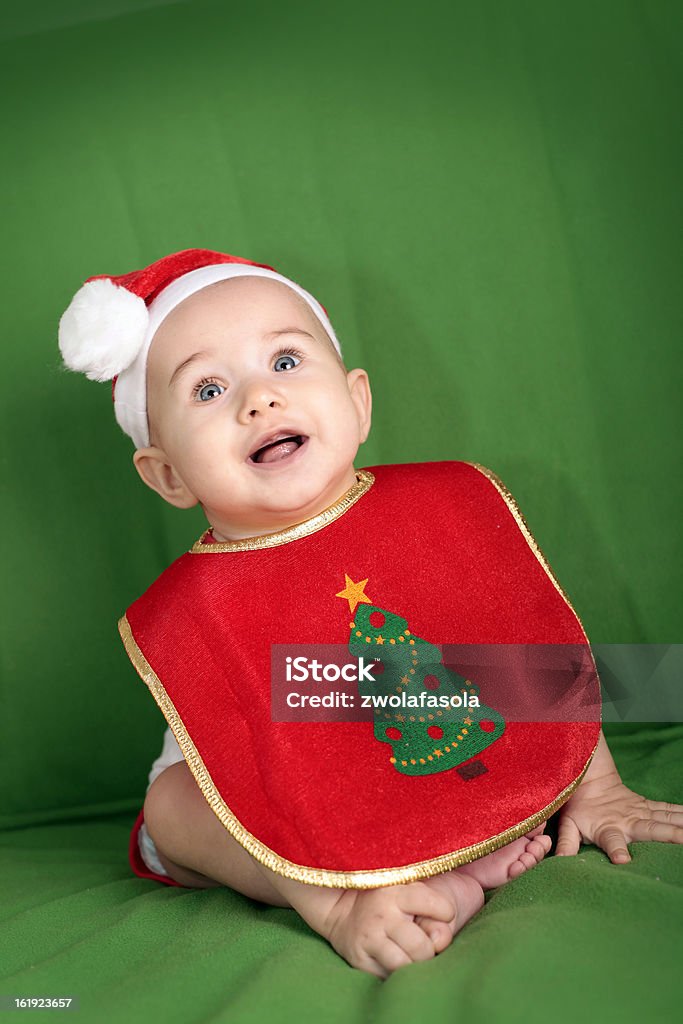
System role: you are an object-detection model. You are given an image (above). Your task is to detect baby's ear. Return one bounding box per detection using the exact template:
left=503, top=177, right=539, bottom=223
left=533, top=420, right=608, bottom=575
left=346, top=368, right=373, bottom=444
left=132, top=447, right=198, bottom=510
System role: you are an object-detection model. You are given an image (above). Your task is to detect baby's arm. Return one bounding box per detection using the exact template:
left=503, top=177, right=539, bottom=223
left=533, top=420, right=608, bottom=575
left=556, top=730, right=683, bottom=862
left=143, top=761, right=472, bottom=977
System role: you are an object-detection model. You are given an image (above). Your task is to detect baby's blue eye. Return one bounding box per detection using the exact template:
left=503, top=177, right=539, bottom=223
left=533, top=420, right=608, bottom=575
left=196, top=381, right=225, bottom=402
left=273, top=352, right=301, bottom=372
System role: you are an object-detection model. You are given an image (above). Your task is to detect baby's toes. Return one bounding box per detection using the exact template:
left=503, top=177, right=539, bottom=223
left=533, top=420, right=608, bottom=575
left=518, top=850, right=539, bottom=871
left=507, top=859, right=527, bottom=880
left=507, top=841, right=548, bottom=879
left=526, top=836, right=551, bottom=861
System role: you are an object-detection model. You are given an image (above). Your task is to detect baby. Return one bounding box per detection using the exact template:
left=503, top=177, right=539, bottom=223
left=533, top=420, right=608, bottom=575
left=59, top=249, right=683, bottom=979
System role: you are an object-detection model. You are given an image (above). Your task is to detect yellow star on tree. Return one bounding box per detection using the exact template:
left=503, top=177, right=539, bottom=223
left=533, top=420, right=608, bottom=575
left=336, top=574, right=372, bottom=614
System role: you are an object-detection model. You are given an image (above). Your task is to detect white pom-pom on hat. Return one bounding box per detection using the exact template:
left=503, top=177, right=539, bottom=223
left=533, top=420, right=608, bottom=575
left=58, top=278, right=149, bottom=382
left=58, top=249, right=342, bottom=449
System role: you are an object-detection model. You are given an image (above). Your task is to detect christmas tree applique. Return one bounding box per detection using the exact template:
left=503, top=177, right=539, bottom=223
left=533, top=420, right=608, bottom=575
left=336, top=575, right=505, bottom=778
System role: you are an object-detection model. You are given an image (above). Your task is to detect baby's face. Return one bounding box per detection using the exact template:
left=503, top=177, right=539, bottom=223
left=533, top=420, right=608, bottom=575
left=136, top=276, right=372, bottom=540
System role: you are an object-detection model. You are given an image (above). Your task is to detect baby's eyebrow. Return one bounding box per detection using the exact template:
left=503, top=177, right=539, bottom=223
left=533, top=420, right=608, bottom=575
left=168, top=351, right=209, bottom=390
left=168, top=329, right=316, bottom=389
left=264, top=327, right=316, bottom=342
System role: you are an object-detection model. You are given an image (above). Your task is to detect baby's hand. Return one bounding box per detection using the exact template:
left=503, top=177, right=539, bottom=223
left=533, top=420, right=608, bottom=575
left=556, top=732, right=683, bottom=863
left=324, top=882, right=457, bottom=979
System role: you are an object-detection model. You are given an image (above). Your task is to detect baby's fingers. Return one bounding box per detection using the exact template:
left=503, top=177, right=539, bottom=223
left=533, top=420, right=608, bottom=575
left=645, top=799, right=683, bottom=817
left=366, top=937, right=415, bottom=978
left=555, top=815, right=581, bottom=857
left=594, top=824, right=630, bottom=864
left=388, top=919, right=439, bottom=964
left=647, top=806, right=683, bottom=827
left=356, top=953, right=390, bottom=980
left=396, top=882, right=453, bottom=922
left=628, top=819, right=683, bottom=845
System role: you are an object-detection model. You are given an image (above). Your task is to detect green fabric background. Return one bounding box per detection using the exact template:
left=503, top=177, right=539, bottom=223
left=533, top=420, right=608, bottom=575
left=1, top=1, right=680, bottom=1020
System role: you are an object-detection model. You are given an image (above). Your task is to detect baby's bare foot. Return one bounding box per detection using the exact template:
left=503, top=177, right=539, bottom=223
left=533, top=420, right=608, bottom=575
left=415, top=826, right=550, bottom=948
left=414, top=870, right=485, bottom=953
left=459, top=825, right=552, bottom=890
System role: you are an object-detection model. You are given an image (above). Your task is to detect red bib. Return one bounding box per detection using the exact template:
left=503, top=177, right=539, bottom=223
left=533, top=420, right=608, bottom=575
left=122, top=462, right=600, bottom=887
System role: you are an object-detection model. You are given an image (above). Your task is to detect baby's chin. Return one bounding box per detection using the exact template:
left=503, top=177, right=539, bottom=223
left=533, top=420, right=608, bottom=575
left=208, top=512, right=302, bottom=542
left=208, top=482, right=356, bottom=541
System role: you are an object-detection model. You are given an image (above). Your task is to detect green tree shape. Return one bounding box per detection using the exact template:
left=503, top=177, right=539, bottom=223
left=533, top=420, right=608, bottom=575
left=349, top=603, right=505, bottom=776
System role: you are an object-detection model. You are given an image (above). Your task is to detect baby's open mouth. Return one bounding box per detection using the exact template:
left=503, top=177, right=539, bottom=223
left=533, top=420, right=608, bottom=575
left=249, top=434, right=307, bottom=465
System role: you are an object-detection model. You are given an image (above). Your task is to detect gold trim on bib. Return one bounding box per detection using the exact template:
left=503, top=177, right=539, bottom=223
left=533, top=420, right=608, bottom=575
left=190, top=469, right=375, bottom=553
left=467, top=461, right=603, bottom=733
left=467, top=463, right=589, bottom=634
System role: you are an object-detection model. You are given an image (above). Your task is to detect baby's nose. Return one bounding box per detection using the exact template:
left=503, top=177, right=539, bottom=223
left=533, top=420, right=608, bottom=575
left=237, top=378, right=285, bottom=421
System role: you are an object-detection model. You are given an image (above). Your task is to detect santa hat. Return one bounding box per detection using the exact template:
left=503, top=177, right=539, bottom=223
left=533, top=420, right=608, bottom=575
left=58, top=248, right=342, bottom=449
